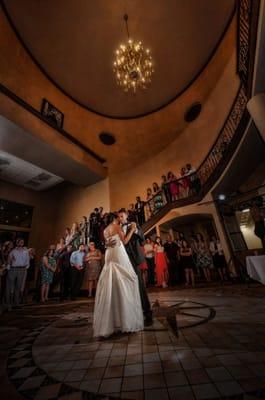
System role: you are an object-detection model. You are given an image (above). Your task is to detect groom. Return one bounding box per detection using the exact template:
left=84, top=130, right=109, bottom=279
left=118, top=208, right=153, bottom=326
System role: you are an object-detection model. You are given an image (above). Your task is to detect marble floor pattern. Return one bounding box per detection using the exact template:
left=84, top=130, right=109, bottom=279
left=2, top=284, right=265, bottom=400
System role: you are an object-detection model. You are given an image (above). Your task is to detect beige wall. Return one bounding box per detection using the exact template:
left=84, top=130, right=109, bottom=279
left=53, top=179, right=110, bottom=239
left=0, top=8, right=238, bottom=173
left=109, top=53, right=239, bottom=210
left=0, top=8, right=239, bottom=259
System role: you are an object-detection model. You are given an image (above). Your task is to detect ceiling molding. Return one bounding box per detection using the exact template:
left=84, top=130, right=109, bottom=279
left=1, top=1, right=236, bottom=120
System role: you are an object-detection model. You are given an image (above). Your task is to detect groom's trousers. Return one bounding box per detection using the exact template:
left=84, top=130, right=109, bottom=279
left=134, top=264, right=152, bottom=320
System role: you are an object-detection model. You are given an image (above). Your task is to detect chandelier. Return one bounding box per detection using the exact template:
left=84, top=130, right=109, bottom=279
left=113, top=14, right=154, bottom=93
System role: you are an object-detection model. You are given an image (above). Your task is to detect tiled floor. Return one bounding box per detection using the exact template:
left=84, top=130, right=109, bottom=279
left=2, top=284, right=265, bottom=399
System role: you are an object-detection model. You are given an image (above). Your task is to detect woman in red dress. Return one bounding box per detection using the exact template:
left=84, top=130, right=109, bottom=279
left=167, top=171, right=180, bottom=201
left=180, top=167, right=190, bottom=197
left=154, top=237, right=168, bottom=287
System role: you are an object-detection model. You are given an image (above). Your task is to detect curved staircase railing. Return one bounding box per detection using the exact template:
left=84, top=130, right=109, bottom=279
left=141, top=0, right=260, bottom=234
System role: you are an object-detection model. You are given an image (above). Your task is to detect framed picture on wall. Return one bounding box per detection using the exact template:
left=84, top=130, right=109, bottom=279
left=41, top=99, right=64, bottom=129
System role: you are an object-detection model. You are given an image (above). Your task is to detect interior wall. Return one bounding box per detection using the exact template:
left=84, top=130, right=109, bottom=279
left=0, top=178, right=110, bottom=256
left=0, top=8, right=238, bottom=172
left=0, top=180, right=60, bottom=256
left=53, top=178, right=110, bottom=239
left=109, top=52, right=239, bottom=210
left=153, top=193, right=231, bottom=262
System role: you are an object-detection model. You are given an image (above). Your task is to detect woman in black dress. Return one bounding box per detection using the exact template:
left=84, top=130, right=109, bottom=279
left=152, top=182, right=164, bottom=213
left=209, top=236, right=228, bottom=282
left=180, top=240, right=196, bottom=287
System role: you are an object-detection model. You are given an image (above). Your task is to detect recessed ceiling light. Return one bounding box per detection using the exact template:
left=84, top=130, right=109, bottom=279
left=218, top=194, right=226, bottom=201
left=99, top=132, right=116, bottom=146
left=184, top=102, right=202, bottom=122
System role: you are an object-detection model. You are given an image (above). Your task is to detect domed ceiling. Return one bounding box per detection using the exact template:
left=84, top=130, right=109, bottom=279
left=3, top=0, right=235, bottom=119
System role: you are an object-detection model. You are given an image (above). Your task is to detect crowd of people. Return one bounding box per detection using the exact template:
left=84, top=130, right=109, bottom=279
left=0, top=203, right=228, bottom=312
left=0, top=236, right=103, bottom=311
left=0, top=239, right=36, bottom=311
left=141, top=232, right=228, bottom=289
left=126, top=164, right=202, bottom=226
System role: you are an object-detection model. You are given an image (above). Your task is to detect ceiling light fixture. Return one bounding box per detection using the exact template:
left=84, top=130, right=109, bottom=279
left=113, top=14, right=154, bottom=93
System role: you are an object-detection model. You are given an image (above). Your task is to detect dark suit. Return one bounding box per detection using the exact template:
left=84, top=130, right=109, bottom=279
left=123, top=223, right=152, bottom=321
left=135, top=201, right=145, bottom=226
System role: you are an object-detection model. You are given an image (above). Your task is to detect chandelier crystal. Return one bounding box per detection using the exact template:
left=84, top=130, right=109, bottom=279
left=113, top=14, right=154, bottom=93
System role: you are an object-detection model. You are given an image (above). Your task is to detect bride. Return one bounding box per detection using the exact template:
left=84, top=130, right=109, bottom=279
left=93, top=212, right=144, bottom=337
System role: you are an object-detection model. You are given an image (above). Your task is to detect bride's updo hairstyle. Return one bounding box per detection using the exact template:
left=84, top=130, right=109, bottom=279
left=106, top=212, right=118, bottom=225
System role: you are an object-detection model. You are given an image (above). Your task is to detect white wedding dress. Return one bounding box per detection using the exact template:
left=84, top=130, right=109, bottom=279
left=93, top=233, right=144, bottom=337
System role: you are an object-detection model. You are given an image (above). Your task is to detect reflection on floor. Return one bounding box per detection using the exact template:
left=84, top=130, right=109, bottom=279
left=2, top=284, right=265, bottom=400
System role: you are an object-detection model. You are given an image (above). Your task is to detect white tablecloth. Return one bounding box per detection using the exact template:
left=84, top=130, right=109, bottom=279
left=246, top=255, right=265, bottom=284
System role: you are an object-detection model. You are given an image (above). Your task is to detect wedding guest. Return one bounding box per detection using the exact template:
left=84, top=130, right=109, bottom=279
left=135, top=196, right=145, bottom=226
left=0, top=243, right=6, bottom=305
left=6, top=239, right=29, bottom=310
left=64, top=227, right=71, bottom=246
left=58, top=244, right=73, bottom=300
left=144, top=238, right=155, bottom=286
left=167, top=171, right=181, bottom=201
left=175, top=231, right=184, bottom=248
left=180, top=240, right=195, bottom=287
left=190, top=234, right=199, bottom=274
left=180, top=167, right=190, bottom=197
left=84, top=242, right=102, bottom=297
left=250, top=199, right=265, bottom=250
left=0, top=243, right=3, bottom=265
left=146, top=188, right=154, bottom=219
left=2, top=241, right=14, bottom=265
left=164, top=234, right=179, bottom=286
left=89, top=211, right=97, bottom=241
left=70, top=244, right=86, bottom=300
left=209, top=236, right=228, bottom=282
left=21, top=247, right=36, bottom=303
left=55, top=238, right=65, bottom=258
left=98, top=214, right=108, bottom=252
left=194, top=233, right=212, bottom=282
left=98, top=207, right=104, bottom=219
left=40, top=248, right=56, bottom=302
left=70, top=222, right=81, bottom=249
left=139, top=255, right=148, bottom=288
left=154, top=237, right=168, bottom=288
left=79, top=216, right=89, bottom=245
left=186, top=163, right=201, bottom=194
left=161, top=175, right=171, bottom=203
left=152, top=182, right=164, bottom=212
left=128, top=203, right=137, bottom=222
left=89, top=210, right=101, bottom=245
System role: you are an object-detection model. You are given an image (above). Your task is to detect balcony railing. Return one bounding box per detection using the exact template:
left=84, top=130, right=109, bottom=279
left=141, top=0, right=260, bottom=233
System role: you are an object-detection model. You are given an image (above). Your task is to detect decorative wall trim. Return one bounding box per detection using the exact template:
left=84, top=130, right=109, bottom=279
left=0, top=83, right=106, bottom=164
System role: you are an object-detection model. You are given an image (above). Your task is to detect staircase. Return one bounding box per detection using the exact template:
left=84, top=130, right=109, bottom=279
left=141, top=0, right=260, bottom=234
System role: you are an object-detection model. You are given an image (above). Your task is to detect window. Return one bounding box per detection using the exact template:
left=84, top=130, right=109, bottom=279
left=0, top=199, right=34, bottom=228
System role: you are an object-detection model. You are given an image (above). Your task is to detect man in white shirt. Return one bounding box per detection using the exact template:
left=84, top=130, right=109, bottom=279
left=6, top=239, right=29, bottom=310
left=70, top=244, right=86, bottom=300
